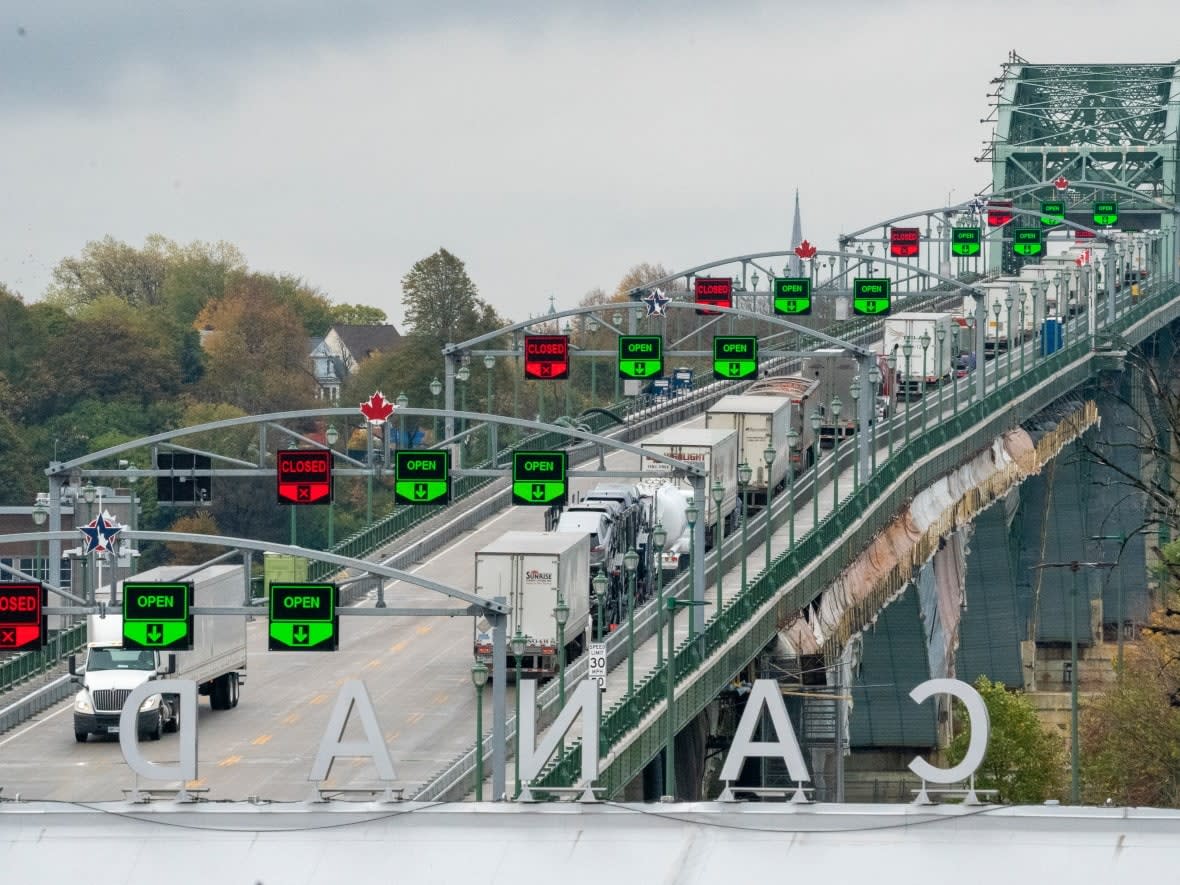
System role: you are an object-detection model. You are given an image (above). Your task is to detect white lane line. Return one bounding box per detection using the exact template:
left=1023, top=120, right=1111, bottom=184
left=0, top=701, right=72, bottom=747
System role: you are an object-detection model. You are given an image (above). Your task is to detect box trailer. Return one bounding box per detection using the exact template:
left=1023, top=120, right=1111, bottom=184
left=637, top=427, right=739, bottom=538
left=705, top=394, right=790, bottom=501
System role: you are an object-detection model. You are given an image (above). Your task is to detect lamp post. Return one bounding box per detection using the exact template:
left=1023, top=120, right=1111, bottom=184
left=652, top=523, right=667, bottom=665
left=430, top=376, right=442, bottom=443
left=623, top=548, right=639, bottom=696
left=830, top=396, right=843, bottom=507
left=1004, top=294, right=1014, bottom=385
left=592, top=569, right=608, bottom=642
left=950, top=327, right=960, bottom=414
left=455, top=366, right=470, bottom=434
left=901, top=338, right=913, bottom=447
left=471, top=661, right=489, bottom=801
left=396, top=392, right=409, bottom=453
left=711, top=481, right=725, bottom=616
left=325, top=424, right=339, bottom=548
left=991, top=299, right=1003, bottom=391
left=31, top=500, right=48, bottom=582
left=554, top=594, right=569, bottom=709
left=365, top=419, right=374, bottom=526
left=562, top=321, right=574, bottom=418
left=935, top=325, right=946, bottom=424
left=885, top=350, right=897, bottom=459
left=286, top=441, right=298, bottom=546
left=763, top=444, right=777, bottom=568
left=919, top=331, right=930, bottom=433
left=809, top=411, right=822, bottom=527
left=512, top=629, right=526, bottom=799
left=685, top=500, right=699, bottom=643
left=783, top=434, right=798, bottom=550
left=1019, top=293, right=1027, bottom=377
left=737, top=463, right=752, bottom=592
left=587, top=316, right=599, bottom=402
left=484, top=355, right=496, bottom=462
left=612, top=311, right=624, bottom=402
left=867, top=363, right=882, bottom=472
left=848, top=380, right=861, bottom=491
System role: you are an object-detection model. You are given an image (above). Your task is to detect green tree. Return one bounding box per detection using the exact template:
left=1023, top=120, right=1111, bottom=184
left=45, top=235, right=169, bottom=312
left=401, top=248, right=502, bottom=346
left=331, top=303, right=388, bottom=325
left=948, top=676, right=1066, bottom=804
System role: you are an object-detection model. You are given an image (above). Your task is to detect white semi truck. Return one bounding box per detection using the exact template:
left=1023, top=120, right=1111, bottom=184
left=69, top=564, right=248, bottom=742
left=472, top=531, right=591, bottom=678
left=637, top=427, right=739, bottom=543
left=705, top=394, right=791, bottom=503
left=883, top=312, right=956, bottom=398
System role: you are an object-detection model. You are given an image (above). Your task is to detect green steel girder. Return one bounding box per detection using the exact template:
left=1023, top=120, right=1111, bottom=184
left=535, top=279, right=1180, bottom=798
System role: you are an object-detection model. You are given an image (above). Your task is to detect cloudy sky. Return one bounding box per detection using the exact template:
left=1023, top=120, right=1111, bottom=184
left=2, top=1, right=1177, bottom=327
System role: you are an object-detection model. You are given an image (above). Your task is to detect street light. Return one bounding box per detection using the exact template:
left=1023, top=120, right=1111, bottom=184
left=685, top=500, right=699, bottom=642
left=901, top=338, right=914, bottom=447
left=623, top=548, right=639, bottom=696
left=484, top=355, right=496, bottom=462
left=867, top=364, right=881, bottom=472
left=612, top=311, right=624, bottom=402
left=325, top=424, right=339, bottom=548
left=1019, top=293, right=1028, bottom=377
left=935, top=325, right=946, bottom=424
left=885, top=350, right=897, bottom=459
left=737, top=463, right=752, bottom=592
left=830, top=396, right=843, bottom=507
left=31, top=500, right=48, bottom=582
left=592, top=569, right=608, bottom=642
left=848, top=379, right=861, bottom=491
left=809, top=411, right=822, bottom=527
left=763, top=444, right=777, bottom=569
left=586, top=316, right=600, bottom=402
left=396, top=391, right=409, bottom=454
left=554, top=594, right=570, bottom=709
left=287, top=441, right=298, bottom=546
left=455, top=366, right=470, bottom=435
left=919, top=331, right=930, bottom=433
left=991, top=299, right=1003, bottom=391
left=430, top=376, right=442, bottom=443
left=471, top=661, right=489, bottom=801
left=950, top=327, right=960, bottom=414
left=1004, top=294, right=1014, bottom=385
left=512, top=629, right=526, bottom=799
left=562, top=321, right=574, bottom=419
left=652, top=523, right=667, bottom=665
left=711, top=481, right=725, bottom=616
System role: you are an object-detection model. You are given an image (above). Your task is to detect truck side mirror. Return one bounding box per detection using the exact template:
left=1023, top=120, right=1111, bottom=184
left=166, top=653, right=177, bottom=675
left=68, top=654, right=78, bottom=676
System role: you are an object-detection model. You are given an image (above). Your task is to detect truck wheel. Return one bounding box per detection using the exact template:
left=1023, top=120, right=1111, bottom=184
left=74, top=730, right=88, bottom=743
left=143, top=712, right=163, bottom=742
left=163, top=699, right=179, bottom=734
left=229, top=672, right=240, bottom=708
left=210, top=675, right=228, bottom=710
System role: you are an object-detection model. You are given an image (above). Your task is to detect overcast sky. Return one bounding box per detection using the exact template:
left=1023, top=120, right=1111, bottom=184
left=2, top=1, right=1177, bottom=327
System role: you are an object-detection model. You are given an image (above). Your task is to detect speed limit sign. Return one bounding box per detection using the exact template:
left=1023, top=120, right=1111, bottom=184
left=588, top=642, right=607, bottom=691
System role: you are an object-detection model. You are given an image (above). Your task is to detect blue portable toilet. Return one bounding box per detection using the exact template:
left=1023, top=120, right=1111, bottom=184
left=1040, top=317, right=1064, bottom=355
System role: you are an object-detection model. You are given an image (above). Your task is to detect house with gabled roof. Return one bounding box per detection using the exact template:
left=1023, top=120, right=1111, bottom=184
left=309, top=324, right=401, bottom=401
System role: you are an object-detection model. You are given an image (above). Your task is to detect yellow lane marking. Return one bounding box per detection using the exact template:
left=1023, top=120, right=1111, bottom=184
left=186, top=778, right=207, bottom=789
left=309, top=693, right=328, bottom=705
left=363, top=659, right=381, bottom=670
left=218, top=755, right=242, bottom=767
left=390, top=640, right=408, bottom=653
left=432, top=692, right=449, bottom=705
left=283, top=713, right=299, bottom=726
left=251, top=734, right=272, bottom=746
left=415, top=624, right=432, bottom=636
left=406, top=711, right=424, bottom=726
left=385, top=731, right=401, bottom=743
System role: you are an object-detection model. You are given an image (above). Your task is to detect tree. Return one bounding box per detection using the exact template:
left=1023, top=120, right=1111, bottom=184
left=331, top=303, right=388, bottom=325
left=195, top=277, right=318, bottom=414
left=613, top=262, right=673, bottom=300
left=163, top=510, right=221, bottom=564
left=947, top=676, right=1066, bottom=804
left=401, top=248, right=502, bottom=346
left=46, top=235, right=169, bottom=312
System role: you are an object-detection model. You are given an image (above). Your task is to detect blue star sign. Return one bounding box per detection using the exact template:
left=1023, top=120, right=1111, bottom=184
left=79, top=511, right=123, bottom=555
left=643, top=288, right=670, bottom=318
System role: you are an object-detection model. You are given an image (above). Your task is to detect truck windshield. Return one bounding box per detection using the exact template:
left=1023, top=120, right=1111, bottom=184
left=86, top=649, right=156, bottom=671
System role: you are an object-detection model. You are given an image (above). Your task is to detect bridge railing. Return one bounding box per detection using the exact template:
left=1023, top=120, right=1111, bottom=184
left=531, top=277, right=1180, bottom=795
left=0, top=622, right=88, bottom=703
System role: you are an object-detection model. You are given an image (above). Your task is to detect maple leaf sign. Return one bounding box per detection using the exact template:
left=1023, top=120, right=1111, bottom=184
left=360, top=391, right=394, bottom=424
left=794, top=240, right=818, bottom=260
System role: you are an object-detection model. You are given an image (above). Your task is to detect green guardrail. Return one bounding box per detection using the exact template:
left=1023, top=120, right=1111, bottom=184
left=0, top=622, right=88, bottom=698
left=534, top=279, right=1180, bottom=794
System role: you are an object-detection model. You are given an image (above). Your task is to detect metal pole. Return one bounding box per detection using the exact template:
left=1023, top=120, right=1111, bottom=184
left=812, top=438, right=820, bottom=527
left=366, top=424, right=374, bottom=526
left=740, top=484, right=748, bottom=593
left=715, top=505, right=725, bottom=617
left=627, top=570, right=635, bottom=696
left=975, top=295, right=986, bottom=402
left=474, top=681, right=484, bottom=801
left=920, top=345, right=928, bottom=433
left=1070, top=568, right=1080, bottom=805
left=786, top=459, right=794, bottom=551
left=664, top=599, right=676, bottom=799
left=904, top=348, right=913, bottom=447
left=834, top=662, right=845, bottom=803
left=514, top=650, right=522, bottom=799
left=289, top=506, right=296, bottom=547
left=655, top=549, right=665, bottom=667
left=491, top=602, right=507, bottom=801
left=690, top=474, right=706, bottom=641
left=444, top=350, right=457, bottom=447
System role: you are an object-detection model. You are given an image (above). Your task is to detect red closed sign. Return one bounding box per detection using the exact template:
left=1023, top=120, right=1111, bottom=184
left=524, top=334, right=570, bottom=380
left=0, top=583, right=45, bottom=651
left=694, top=277, right=733, bottom=315
left=276, top=450, right=333, bottom=505
left=890, top=227, right=921, bottom=258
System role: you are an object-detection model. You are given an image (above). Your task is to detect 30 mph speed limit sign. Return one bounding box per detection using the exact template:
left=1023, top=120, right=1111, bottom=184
left=588, top=642, right=606, bottom=691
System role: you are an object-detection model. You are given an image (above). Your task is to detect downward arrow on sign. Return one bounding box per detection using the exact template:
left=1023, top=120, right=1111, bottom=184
left=415, top=483, right=427, bottom=499
left=147, top=626, right=162, bottom=643
left=294, top=626, right=309, bottom=644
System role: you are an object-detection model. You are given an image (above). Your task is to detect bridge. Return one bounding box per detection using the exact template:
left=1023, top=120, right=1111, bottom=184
left=1, top=55, right=1179, bottom=810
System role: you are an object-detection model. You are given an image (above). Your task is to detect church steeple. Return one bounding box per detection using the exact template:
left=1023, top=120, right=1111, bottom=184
left=789, top=189, right=803, bottom=276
